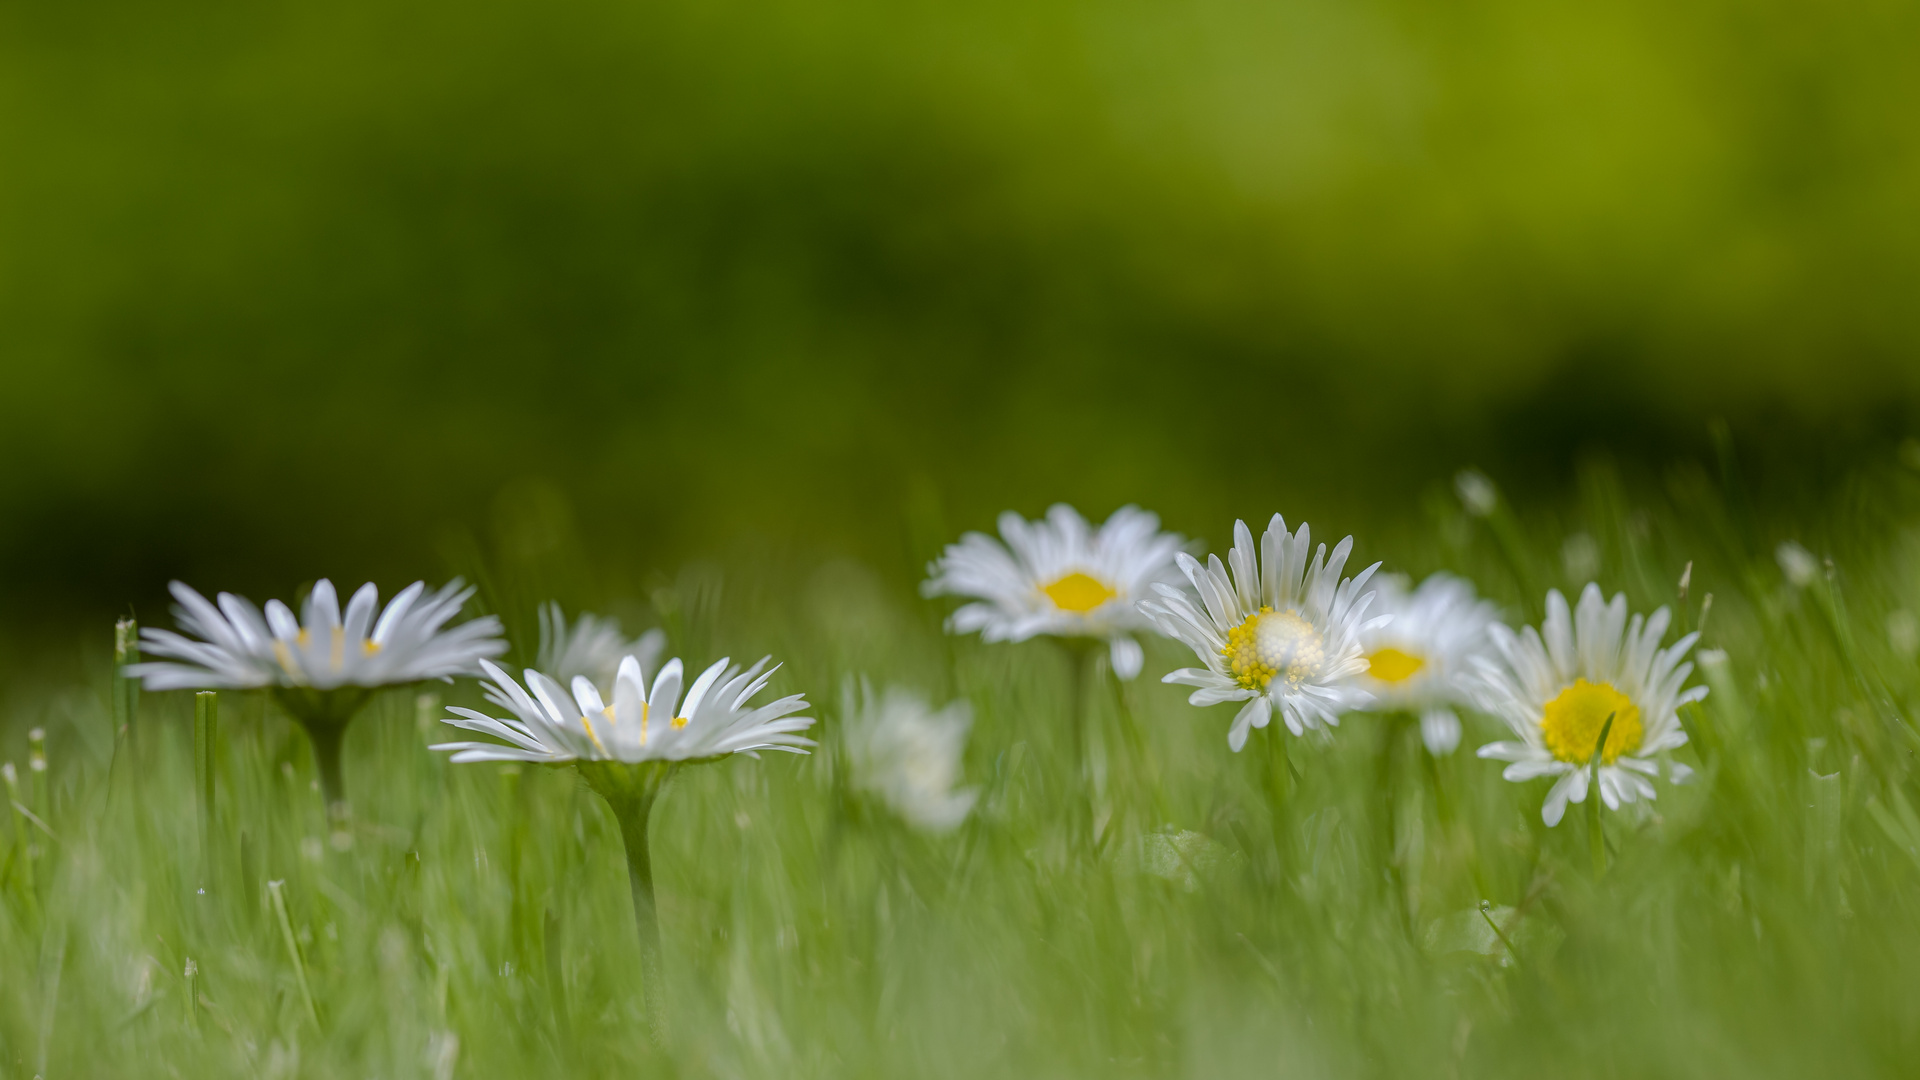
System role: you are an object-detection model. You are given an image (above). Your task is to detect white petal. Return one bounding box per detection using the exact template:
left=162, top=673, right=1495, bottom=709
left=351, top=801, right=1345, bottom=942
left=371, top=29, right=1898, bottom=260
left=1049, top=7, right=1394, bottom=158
left=1228, top=696, right=1270, bottom=752
left=1420, top=707, right=1462, bottom=755
left=1541, top=769, right=1588, bottom=827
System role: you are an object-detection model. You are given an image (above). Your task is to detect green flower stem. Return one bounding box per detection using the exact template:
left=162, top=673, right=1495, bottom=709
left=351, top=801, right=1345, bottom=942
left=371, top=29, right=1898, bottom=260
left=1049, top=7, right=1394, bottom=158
left=1107, top=670, right=1166, bottom=831
left=1263, top=724, right=1293, bottom=875
left=1054, top=640, right=1099, bottom=853
left=273, top=687, right=375, bottom=826
left=1375, top=715, right=1404, bottom=910
left=579, top=760, right=675, bottom=1046
left=193, top=692, right=218, bottom=881
left=1588, top=713, right=1615, bottom=879
left=1423, top=747, right=1491, bottom=903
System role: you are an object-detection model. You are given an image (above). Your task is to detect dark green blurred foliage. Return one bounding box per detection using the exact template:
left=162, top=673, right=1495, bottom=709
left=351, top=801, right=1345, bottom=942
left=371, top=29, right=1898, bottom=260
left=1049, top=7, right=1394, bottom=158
left=4, top=0, right=1920, bottom=625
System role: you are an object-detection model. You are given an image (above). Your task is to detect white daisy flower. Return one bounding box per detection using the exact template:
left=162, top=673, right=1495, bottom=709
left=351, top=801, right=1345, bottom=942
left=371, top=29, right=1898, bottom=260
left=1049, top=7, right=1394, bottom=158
left=434, top=655, right=814, bottom=765
left=1356, top=573, right=1501, bottom=755
left=1473, top=583, right=1705, bottom=826
left=435, top=651, right=813, bottom=1043
left=840, top=680, right=977, bottom=833
left=128, top=579, right=506, bottom=691
left=1138, top=515, right=1385, bottom=751
left=537, top=602, right=666, bottom=691
left=922, top=504, right=1184, bottom=679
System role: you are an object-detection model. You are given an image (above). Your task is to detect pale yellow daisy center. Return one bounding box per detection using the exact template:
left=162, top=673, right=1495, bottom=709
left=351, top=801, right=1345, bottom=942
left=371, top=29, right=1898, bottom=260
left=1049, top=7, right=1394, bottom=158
left=1043, top=571, right=1116, bottom=613
left=1365, top=647, right=1425, bottom=684
left=1540, top=678, right=1643, bottom=764
left=636, top=702, right=691, bottom=747
left=1222, top=607, right=1325, bottom=692
left=580, top=706, right=613, bottom=755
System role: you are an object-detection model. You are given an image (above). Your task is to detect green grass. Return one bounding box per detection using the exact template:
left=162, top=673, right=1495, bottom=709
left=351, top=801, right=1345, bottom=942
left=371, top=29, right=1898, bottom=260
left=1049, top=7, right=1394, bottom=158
left=6, top=462, right=1920, bottom=1078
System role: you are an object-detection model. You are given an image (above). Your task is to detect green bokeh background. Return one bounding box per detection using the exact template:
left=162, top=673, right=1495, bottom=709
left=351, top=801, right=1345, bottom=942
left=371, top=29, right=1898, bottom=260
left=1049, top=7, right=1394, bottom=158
left=5, top=0, right=1919, bottom=625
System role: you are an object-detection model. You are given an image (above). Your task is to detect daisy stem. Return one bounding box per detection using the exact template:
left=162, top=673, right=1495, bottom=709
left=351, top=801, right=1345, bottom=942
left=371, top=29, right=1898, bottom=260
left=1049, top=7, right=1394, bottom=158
left=1423, top=747, right=1491, bottom=903
left=1588, top=713, right=1615, bottom=879
left=1108, top=670, right=1166, bottom=830
left=1263, top=727, right=1292, bottom=871
left=1062, top=641, right=1097, bottom=853
left=580, top=760, right=675, bottom=1047
left=304, top=720, right=351, bottom=827
left=273, top=687, right=375, bottom=828
left=193, top=692, right=218, bottom=884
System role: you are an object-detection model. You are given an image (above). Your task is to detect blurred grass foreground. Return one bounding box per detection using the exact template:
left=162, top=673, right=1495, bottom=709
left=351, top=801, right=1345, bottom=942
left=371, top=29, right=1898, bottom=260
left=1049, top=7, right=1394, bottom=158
left=7, top=467, right=1920, bottom=1078
left=7, top=0, right=1920, bottom=1077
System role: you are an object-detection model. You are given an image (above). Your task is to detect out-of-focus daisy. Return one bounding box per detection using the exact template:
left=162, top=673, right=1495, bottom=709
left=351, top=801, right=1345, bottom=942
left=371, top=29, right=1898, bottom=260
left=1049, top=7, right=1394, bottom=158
left=537, top=602, right=665, bottom=691
left=1138, top=515, right=1385, bottom=751
left=1473, top=584, right=1704, bottom=826
left=127, top=579, right=505, bottom=816
left=1454, top=470, right=1499, bottom=517
left=839, top=680, right=977, bottom=833
left=434, top=652, right=812, bottom=1041
left=434, top=655, right=813, bottom=766
left=1356, top=573, right=1500, bottom=755
left=922, top=504, right=1183, bottom=679
left=1776, top=541, right=1821, bottom=588
left=130, top=579, right=504, bottom=691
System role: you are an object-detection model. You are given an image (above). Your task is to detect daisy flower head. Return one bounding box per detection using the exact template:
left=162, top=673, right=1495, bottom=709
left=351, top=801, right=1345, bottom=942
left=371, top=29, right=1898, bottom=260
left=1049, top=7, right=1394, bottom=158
left=1473, top=583, right=1705, bottom=826
left=840, top=680, right=978, bottom=833
left=437, top=651, right=813, bottom=1039
left=128, top=578, right=507, bottom=692
left=127, top=578, right=506, bottom=816
left=537, top=602, right=666, bottom=691
left=1357, top=572, right=1501, bottom=754
left=1138, top=515, right=1386, bottom=751
left=923, top=504, right=1184, bottom=679
left=435, top=654, right=813, bottom=766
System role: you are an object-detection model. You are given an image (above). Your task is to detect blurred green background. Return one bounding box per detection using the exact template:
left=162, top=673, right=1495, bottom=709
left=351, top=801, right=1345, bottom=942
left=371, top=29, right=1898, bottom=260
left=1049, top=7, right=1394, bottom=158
left=5, top=0, right=1920, bottom=629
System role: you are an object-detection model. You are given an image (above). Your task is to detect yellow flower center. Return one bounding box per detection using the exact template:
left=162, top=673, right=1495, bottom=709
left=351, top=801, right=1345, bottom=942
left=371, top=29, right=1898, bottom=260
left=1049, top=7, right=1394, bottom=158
left=1366, top=647, right=1425, bottom=684
left=1540, top=678, right=1643, bottom=764
left=1042, top=571, right=1116, bottom=613
left=672, top=716, right=689, bottom=730
left=1222, top=607, right=1325, bottom=692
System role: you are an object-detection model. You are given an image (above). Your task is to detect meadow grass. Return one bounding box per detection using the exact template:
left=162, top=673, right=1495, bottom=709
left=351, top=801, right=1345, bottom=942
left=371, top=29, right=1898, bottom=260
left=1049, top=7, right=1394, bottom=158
left=4, top=461, right=1920, bottom=1078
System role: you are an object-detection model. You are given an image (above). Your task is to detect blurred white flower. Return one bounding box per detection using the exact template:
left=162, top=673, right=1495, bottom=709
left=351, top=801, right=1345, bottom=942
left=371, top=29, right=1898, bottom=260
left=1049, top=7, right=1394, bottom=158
left=840, top=681, right=977, bottom=832
left=1138, top=515, right=1385, bottom=751
left=1454, top=470, right=1498, bottom=517
left=1357, top=573, right=1501, bottom=754
left=434, top=655, right=812, bottom=764
left=128, top=579, right=505, bottom=691
left=1889, top=609, right=1919, bottom=659
left=537, top=602, right=665, bottom=691
left=1474, top=584, right=1704, bottom=826
left=1561, top=533, right=1600, bottom=582
left=923, top=504, right=1184, bottom=679
left=1776, top=541, right=1820, bottom=588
